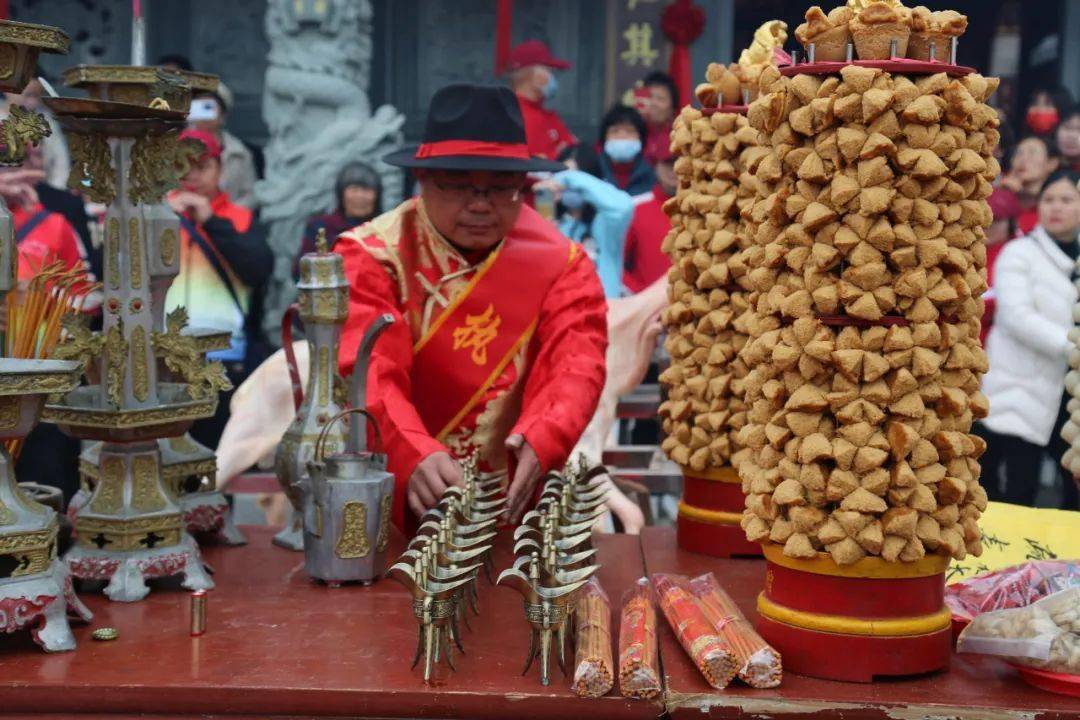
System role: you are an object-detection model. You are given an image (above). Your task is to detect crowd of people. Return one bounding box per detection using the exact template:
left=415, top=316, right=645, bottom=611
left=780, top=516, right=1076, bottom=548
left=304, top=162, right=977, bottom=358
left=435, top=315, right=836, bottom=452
left=2, top=41, right=1078, bottom=511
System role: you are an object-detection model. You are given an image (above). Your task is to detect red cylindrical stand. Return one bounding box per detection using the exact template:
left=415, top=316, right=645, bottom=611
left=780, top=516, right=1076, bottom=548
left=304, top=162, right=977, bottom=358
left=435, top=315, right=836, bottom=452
left=754, top=543, right=952, bottom=683
left=677, top=466, right=761, bottom=558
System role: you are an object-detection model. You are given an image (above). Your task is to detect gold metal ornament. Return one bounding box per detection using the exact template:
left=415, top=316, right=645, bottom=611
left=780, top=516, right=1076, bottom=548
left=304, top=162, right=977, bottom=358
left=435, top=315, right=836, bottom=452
left=335, top=500, right=370, bottom=559
left=130, top=326, right=149, bottom=402
left=0, top=104, right=51, bottom=166
left=104, top=321, right=128, bottom=409
left=152, top=308, right=232, bottom=401
left=53, top=314, right=106, bottom=376
left=66, top=131, right=115, bottom=204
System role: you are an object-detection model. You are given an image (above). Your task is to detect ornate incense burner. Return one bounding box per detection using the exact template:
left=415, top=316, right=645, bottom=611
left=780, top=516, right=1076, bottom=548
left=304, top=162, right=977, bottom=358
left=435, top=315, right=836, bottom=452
left=301, top=315, right=395, bottom=584
left=273, top=231, right=350, bottom=551
left=41, top=66, right=230, bottom=602
left=0, top=19, right=94, bottom=651
left=76, top=330, right=246, bottom=546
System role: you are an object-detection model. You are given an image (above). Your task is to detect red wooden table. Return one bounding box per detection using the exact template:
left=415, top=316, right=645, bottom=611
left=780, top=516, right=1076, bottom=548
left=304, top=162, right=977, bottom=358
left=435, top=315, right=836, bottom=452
left=640, top=527, right=1080, bottom=720
left=0, top=527, right=658, bottom=719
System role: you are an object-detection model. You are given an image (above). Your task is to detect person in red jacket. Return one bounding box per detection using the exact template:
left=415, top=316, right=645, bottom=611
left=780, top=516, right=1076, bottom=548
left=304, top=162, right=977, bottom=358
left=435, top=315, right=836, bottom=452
left=335, top=84, right=608, bottom=529
left=0, top=148, right=88, bottom=282
left=166, top=128, right=274, bottom=448
left=507, top=40, right=577, bottom=161
left=623, top=154, right=676, bottom=294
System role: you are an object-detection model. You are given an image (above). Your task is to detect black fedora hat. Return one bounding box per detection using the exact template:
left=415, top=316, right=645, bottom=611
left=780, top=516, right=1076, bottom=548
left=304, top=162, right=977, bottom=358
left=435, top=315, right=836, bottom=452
left=384, top=84, right=565, bottom=173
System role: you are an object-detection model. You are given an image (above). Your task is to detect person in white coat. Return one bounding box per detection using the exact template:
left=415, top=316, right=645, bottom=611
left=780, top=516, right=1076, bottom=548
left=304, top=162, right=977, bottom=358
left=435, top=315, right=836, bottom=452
left=977, top=169, right=1080, bottom=509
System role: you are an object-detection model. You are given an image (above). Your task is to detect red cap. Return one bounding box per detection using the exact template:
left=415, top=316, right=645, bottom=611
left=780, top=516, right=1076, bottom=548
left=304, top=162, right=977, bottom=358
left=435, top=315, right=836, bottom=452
left=179, top=128, right=222, bottom=162
left=506, top=40, right=571, bottom=71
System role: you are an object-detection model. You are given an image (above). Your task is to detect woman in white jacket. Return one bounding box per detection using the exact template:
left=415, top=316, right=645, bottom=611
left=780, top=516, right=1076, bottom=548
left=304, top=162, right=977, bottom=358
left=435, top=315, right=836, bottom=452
left=978, top=169, right=1080, bottom=509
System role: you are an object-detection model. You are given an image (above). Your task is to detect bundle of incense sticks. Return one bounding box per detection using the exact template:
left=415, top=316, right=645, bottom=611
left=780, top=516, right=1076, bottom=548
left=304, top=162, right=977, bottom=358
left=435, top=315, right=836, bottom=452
left=4, top=260, right=95, bottom=458
left=652, top=573, right=738, bottom=689
left=572, top=577, right=613, bottom=698
left=618, top=578, right=661, bottom=699
left=689, top=572, right=782, bottom=688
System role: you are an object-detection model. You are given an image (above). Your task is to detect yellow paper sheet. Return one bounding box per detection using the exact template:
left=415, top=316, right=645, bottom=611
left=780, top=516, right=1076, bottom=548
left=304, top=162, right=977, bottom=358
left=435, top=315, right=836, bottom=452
left=947, top=502, right=1080, bottom=584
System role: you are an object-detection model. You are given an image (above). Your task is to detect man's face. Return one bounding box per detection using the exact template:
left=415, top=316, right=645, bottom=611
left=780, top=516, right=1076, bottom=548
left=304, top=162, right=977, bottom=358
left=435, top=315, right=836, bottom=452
left=645, top=84, right=674, bottom=124
left=181, top=155, right=222, bottom=198
left=419, top=169, right=525, bottom=251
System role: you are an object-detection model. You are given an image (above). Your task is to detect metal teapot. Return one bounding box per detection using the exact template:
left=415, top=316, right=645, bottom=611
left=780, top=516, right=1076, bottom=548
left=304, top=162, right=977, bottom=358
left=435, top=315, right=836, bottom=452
left=301, top=314, right=395, bottom=585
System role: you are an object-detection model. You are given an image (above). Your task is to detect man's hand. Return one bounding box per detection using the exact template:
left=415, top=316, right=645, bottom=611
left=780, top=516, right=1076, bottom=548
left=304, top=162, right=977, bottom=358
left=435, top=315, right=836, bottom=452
left=505, top=434, right=542, bottom=524
left=407, top=451, right=463, bottom=519
left=167, top=191, right=213, bottom=224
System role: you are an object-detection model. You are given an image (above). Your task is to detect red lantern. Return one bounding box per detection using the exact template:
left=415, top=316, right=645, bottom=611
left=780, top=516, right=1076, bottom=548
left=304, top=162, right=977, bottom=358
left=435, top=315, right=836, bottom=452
left=661, top=0, right=705, bottom=107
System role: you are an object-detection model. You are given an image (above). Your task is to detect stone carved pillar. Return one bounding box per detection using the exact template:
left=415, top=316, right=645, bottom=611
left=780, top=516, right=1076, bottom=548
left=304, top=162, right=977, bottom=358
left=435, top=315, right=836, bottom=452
left=255, top=0, right=405, bottom=336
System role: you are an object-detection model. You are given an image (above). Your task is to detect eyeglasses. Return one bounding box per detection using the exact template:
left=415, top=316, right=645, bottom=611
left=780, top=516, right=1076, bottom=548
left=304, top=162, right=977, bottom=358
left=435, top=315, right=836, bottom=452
left=431, top=177, right=524, bottom=204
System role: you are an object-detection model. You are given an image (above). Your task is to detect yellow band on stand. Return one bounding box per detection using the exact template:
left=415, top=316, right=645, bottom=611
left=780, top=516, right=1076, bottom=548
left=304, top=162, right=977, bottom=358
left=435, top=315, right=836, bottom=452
left=680, top=465, right=741, bottom=483
left=756, top=593, right=952, bottom=637
left=761, top=542, right=950, bottom=579
left=677, top=501, right=743, bottom=526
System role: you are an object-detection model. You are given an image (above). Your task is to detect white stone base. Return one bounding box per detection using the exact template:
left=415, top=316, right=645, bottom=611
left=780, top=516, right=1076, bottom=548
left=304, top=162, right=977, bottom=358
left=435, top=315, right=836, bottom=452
left=65, top=533, right=214, bottom=603
left=0, top=560, right=93, bottom=652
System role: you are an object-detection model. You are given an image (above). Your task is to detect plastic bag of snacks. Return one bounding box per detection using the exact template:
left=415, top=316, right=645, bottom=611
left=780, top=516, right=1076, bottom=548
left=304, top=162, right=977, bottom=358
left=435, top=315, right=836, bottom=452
left=618, top=577, right=661, bottom=699
left=688, top=572, right=782, bottom=687
left=946, top=561, right=1080, bottom=623
left=652, top=573, right=738, bottom=689
left=957, top=587, right=1080, bottom=674
left=573, top=577, right=614, bottom=698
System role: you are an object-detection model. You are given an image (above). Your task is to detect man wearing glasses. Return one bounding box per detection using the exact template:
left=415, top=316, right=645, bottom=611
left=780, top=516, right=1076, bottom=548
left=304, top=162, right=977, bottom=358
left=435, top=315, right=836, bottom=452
left=335, top=84, right=608, bottom=531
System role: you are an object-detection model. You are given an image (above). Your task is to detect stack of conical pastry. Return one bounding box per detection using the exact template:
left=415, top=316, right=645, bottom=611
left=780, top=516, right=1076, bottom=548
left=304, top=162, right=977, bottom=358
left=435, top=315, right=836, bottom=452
left=659, top=105, right=759, bottom=472
left=734, top=63, right=1000, bottom=565
left=795, top=1, right=968, bottom=63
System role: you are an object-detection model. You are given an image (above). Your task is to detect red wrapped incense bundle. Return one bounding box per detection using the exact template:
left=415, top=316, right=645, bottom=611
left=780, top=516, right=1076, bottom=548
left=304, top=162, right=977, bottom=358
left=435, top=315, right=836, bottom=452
left=689, top=572, right=782, bottom=688
left=618, top=578, right=661, bottom=699
left=652, top=573, right=738, bottom=689
left=573, top=577, right=614, bottom=698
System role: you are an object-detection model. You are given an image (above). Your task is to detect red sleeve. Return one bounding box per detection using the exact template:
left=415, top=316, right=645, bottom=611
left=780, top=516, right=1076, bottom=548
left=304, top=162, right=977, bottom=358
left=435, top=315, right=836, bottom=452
left=511, top=250, right=608, bottom=472
left=336, top=237, right=447, bottom=512
left=552, top=113, right=577, bottom=158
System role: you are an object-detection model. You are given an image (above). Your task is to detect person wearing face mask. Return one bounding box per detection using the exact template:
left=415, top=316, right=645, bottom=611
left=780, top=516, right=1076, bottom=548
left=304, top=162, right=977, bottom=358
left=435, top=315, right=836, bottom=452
left=977, top=169, right=1080, bottom=510
left=531, top=143, right=633, bottom=298
left=598, top=104, right=656, bottom=198
left=507, top=40, right=576, bottom=162
left=981, top=136, right=1062, bottom=345
left=623, top=153, right=676, bottom=294
left=1056, top=107, right=1080, bottom=172
left=1024, top=87, right=1075, bottom=137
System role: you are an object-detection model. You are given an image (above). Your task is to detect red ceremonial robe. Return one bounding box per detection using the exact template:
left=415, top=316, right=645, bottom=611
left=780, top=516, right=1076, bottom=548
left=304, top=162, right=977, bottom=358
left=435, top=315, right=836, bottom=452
left=335, top=198, right=608, bottom=529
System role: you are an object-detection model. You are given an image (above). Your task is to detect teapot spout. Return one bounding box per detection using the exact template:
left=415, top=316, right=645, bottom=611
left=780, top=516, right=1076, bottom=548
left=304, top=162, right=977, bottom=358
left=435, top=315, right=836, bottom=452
left=348, top=313, right=395, bottom=453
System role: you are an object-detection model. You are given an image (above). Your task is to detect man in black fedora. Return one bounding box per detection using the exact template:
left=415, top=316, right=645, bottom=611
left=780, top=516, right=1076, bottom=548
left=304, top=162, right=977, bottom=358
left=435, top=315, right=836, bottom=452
left=335, top=84, right=608, bottom=531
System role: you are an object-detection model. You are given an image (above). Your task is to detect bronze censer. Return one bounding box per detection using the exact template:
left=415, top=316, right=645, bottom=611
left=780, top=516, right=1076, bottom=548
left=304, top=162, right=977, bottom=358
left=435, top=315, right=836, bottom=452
left=0, top=18, right=95, bottom=651
left=42, top=63, right=230, bottom=602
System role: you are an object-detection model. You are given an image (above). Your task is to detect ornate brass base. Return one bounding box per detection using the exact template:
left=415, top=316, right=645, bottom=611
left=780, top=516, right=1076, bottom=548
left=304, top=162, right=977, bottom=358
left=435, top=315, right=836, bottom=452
left=64, top=440, right=214, bottom=602
left=66, top=533, right=211, bottom=602
left=79, top=435, right=246, bottom=546
left=0, top=559, right=92, bottom=652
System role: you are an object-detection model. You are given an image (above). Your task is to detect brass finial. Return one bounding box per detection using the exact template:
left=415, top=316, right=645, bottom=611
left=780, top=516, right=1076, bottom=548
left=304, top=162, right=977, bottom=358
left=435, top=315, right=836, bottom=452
left=315, top=227, right=329, bottom=254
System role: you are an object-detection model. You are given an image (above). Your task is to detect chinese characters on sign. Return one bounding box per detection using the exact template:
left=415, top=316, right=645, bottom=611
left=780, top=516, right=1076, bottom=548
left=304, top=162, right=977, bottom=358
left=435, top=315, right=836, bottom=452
left=606, top=0, right=668, bottom=107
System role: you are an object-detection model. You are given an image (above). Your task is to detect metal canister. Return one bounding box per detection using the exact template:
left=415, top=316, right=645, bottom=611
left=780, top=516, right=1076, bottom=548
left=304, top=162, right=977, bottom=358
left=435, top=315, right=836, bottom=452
left=190, top=589, right=207, bottom=636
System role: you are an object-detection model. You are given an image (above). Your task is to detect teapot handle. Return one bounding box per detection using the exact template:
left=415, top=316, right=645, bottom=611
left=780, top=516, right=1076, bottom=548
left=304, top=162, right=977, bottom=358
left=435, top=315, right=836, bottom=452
left=313, top=407, right=385, bottom=465
left=280, top=304, right=303, bottom=412
left=349, top=313, right=394, bottom=452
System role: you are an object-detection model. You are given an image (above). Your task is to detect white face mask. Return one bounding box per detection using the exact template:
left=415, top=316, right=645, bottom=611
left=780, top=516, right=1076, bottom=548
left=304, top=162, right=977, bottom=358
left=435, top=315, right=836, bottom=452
left=604, top=138, right=641, bottom=163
